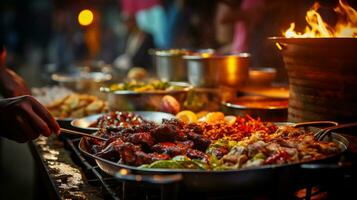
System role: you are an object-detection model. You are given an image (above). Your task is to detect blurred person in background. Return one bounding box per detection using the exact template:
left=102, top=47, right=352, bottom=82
left=113, top=11, right=155, bottom=73
left=215, top=0, right=266, bottom=54
left=215, top=0, right=307, bottom=81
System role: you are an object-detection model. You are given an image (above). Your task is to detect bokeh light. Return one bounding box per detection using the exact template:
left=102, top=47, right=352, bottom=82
left=78, top=9, right=94, bottom=26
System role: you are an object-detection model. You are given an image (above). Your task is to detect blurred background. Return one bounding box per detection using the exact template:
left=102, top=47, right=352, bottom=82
left=1, top=0, right=355, bottom=199
left=0, top=0, right=325, bottom=87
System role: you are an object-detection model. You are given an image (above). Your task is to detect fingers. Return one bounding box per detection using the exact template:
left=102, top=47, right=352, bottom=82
left=27, top=96, right=60, bottom=135
left=0, top=95, right=60, bottom=142
left=15, top=114, right=39, bottom=141
left=7, top=114, right=37, bottom=143
left=19, top=104, right=52, bottom=137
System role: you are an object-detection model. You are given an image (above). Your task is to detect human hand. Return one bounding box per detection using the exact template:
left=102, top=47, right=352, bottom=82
left=0, top=95, right=60, bottom=143
left=0, top=48, right=31, bottom=98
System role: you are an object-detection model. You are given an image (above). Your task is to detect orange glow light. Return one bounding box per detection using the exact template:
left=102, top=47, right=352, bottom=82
left=78, top=9, right=94, bottom=26
left=283, top=0, right=357, bottom=38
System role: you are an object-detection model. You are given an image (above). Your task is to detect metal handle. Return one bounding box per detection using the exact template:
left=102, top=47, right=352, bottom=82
left=293, top=121, right=339, bottom=128
left=315, top=121, right=357, bottom=140
left=115, top=168, right=183, bottom=184
left=322, top=121, right=357, bottom=132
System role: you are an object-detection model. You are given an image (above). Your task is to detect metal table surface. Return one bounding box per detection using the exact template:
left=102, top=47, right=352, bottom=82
left=29, top=135, right=105, bottom=200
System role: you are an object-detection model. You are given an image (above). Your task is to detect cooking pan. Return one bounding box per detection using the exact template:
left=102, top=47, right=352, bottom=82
left=78, top=124, right=349, bottom=192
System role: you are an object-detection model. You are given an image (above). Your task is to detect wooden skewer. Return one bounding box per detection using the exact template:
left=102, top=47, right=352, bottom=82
left=60, top=128, right=107, bottom=141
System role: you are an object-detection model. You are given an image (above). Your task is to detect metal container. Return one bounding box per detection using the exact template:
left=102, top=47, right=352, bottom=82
left=272, top=37, right=357, bottom=123
left=150, top=49, right=191, bottom=82
left=52, top=72, right=112, bottom=98
left=184, top=53, right=250, bottom=88
left=222, top=95, right=288, bottom=122
left=248, top=67, right=277, bottom=86
left=100, top=82, right=192, bottom=112
left=184, top=53, right=217, bottom=88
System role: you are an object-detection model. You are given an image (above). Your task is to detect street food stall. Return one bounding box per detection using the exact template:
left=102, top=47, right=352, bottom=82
left=1, top=0, right=356, bottom=199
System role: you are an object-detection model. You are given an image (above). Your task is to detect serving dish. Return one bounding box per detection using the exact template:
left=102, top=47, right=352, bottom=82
left=78, top=122, right=348, bottom=192
left=222, top=95, right=288, bottom=122
left=100, top=81, right=192, bottom=112
left=71, top=111, right=176, bottom=131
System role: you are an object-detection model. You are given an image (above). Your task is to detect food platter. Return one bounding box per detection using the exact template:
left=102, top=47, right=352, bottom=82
left=71, top=111, right=176, bottom=131
left=78, top=121, right=348, bottom=191
left=77, top=111, right=346, bottom=174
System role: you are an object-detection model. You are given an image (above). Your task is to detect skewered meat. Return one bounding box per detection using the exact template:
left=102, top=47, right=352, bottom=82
left=95, top=139, right=124, bottom=161
left=187, top=149, right=208, bottom=162
left=150, top=124, right=180, bottom=142
left=185, top=123, right=203, bottom=134
left=126, top=132, right=155, bottom=148
left=135, top=152, right=170, bottom=166
left=175, top=140, right=194, bottom=149
left=118, top=142, right=170, bottom=166
left=118, top=142, right=142, bottom=165
left=152, top=142, right=188, bottom=156
left=187, top=132, right=211, bottom=151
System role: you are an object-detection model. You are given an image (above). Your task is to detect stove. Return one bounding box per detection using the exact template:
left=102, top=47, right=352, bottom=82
left=61, top=137, right=356, bottom=200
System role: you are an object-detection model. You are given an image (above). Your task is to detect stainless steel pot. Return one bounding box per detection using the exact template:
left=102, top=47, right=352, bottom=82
left=150, top=49, right=191, bottom=82
left=184, top=53, right=250, bottom=88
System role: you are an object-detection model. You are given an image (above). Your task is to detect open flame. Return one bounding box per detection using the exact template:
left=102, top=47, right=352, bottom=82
left=284, top=0, right=357, bottom=38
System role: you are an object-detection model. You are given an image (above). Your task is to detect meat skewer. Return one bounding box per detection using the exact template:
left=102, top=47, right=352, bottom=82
left=61, top=128, right=107, bottom=141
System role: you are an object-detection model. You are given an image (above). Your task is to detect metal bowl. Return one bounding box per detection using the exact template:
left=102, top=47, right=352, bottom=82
left=52, top=72, right=112, bottom=98
left=248, top=67, right=277, bottom=86
left=100, top=82, right=192, bottom=112
left=222, top=95, right=288, bottom=122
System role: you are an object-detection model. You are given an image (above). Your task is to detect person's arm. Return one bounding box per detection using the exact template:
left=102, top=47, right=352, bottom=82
left=0, top=48, right=31, bottom=98
left=0, top=47, right=60, bottom=142
left=0, top=95, right=60, bottom=143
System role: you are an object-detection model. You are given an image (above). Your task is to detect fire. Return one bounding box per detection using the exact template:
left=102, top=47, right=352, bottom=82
left=283, top=0, right=357, bottom=38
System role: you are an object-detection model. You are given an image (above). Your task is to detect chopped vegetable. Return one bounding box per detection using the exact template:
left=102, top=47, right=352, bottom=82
left=142, top=159, right=207, bottom=170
